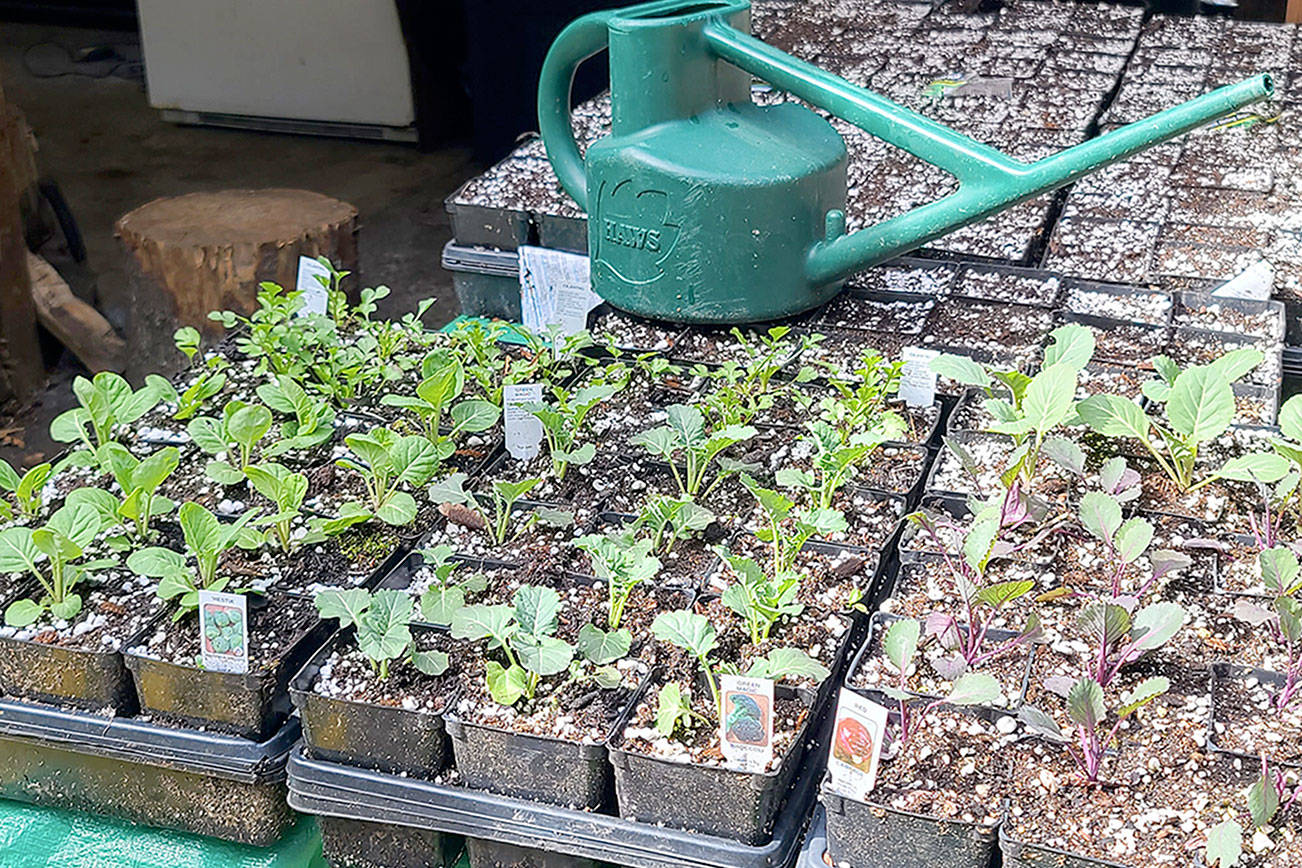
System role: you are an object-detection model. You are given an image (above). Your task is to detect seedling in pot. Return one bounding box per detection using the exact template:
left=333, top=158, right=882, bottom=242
left=1261, top=394, right=1302, bottom=546
left=1076, top=598, right=1185, bottom=687
left=527, top=380, right=620, bottom=481
left=633, top=494, right=714, bottom=557
left=932, top=324, right=1095, bottom=491
left=429, top=472, right=571, bottom=547
left=50, top=371, right=169, bottom=468
left=188, top=400, right=274, bottom=485
left=876, top=617, right=1001, bottom=744
left=1077, top=349, right=1288, bottom=493
left=94, top=442, right=180, bottom=542
left=1075, top=489, right=1191, bottom=600
left=127, top=501, right=262, bottom=619
left=314, top=587, right=449, bottom=680
left=649, top=609, right=828, bottom=723
left=379, top=348, right=499, bottom=454
left=337, top=427, right=440, bottom=526
left=742, top=473, right=848, bottom=572
left=698, top=326, right=816, bottom=427
left=0, top=501, right=116, bottom=627
left=1018, top=674, right=1169, bottom=782
left=243, top=462, right=321, bottom=553
left=717, top=550, right=803, bottom=645
left=1232, top=547, right=1302, bottom=711
left=777, top=418, right=903, bottom=511
left=0, top=458, right=51, bottom=522
left=412, top=545, right=487, bottom=626
left=631, top=404, right=756, bottom=500
left=575, top=531, right=661, bottom=629
left=819, top=347, right=905, bottom=440
left=254, top=375, right=338, bottom=455
left=450, top=585, right=628, bottom=707
left=1205, top=755, right=1302, bottom=867
left=154, top=338, right=229, bottom=421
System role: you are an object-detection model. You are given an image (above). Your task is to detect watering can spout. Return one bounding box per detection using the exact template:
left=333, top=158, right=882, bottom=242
left=538, top=0, right=1276, bottom=323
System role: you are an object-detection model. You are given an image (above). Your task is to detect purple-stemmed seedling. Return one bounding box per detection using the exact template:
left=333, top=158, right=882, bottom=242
left=878, top=617, right=1000, bottom=745
left=1076, top=599, right=1186, bottom=688
left=1076, top=489, right=1191, bottom=601
left=1233, top=547, right=1302, bottom=711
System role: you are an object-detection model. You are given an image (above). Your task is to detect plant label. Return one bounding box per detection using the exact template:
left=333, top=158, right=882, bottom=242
left=295, top=256, right=332, bottom=316
left=900, top=346, right=940, bottom=408
left=1213, top=259, right=1273, bottom=301
left=826, top=689, right=890, bottom=802
left=519, top=245, right=600, bottom=336
left=198, top=590, right=249, bottom=674
left=718, top=675, right=774, bottom=773
left=503, top=383, right=544, bottom=461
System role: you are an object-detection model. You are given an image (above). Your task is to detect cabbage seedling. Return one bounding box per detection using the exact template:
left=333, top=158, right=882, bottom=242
left=0, top=501, right=115, bottom=627
left=315, top=587, right=448, bottom=679
left=633, top=494, right=713, bottom=557
left=1233, top=547, right=1302, bottom=711
left=50, top=372, right=168, bottom=466
left=527, top=381, right=618, bottom=481
left=575, top=531, right=661, bottom=629
left=631, top=404, right=755, bottom=499
left=337, top=427, right=440, bottom=526
left=0, top=458, right=51, bottom=521
left=188, top=400, right=274, bottom=484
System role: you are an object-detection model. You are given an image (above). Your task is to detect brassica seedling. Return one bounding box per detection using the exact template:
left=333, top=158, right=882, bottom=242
left=96, top=442, right=179, bottom=541
left=413, top=545, right=487, bottom=626
left=633, top=494, right=713, bottom=557
left=0, top=458, right=51, bottom=521
left=0, top=501, right=115, bottom=626
left=188, top=400, right=274, bottom=484
left=379, top=349, right=499, bottom=455
left=255, top=375, right=337, bottom=455
left=243, top=462, right=319, bottom=552
left=1203, top=755, right=1302, bottom=867
left=428, top=472, right=566, bottom=546
left=527, top=381, right=618, bottom=481
left=315, top=587, right=449, bottom=679
left=742, top=473, right=847, bottom=572
left=1078, top=350, right=1287, bottom=493
left=1076, top=599, right=1185, bottom=687
left=50, top=372, right=168, bottom=466
left=777, top=418, right=903, bottom=510
left=337, top=427, right=440, bottom=526
left=632, top=404, right=755, bottom=500
left=575, top=531, right=661, bottom=629
left=1076, top=490, right=1191, bottom=600
left=127, top=502, right=261, bottom=618
left=877, top=617, right=1002, bottom=744
left=1018, top=674, right=1168, bottom=781
left=718, top=551, right=802, bottom=645
left=1233, top=547, right=1302, bottom=711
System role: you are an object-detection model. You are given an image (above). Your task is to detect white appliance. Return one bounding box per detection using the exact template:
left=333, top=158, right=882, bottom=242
left=136, top=0, right=417, bottom=141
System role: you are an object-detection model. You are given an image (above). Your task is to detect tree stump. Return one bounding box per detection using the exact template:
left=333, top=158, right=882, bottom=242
left=0, top=79, right=43, bottom=403
left=116, top=188, right=358, bottom=377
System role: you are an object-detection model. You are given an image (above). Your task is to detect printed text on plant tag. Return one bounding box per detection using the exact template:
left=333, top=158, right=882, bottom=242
left=198, top=589, right=249, bottom=674
left=719, top=675, right=775, bottom=773
left=900, top=346, right=940, bottom=408
left=295, top=256, right=331, bottom=316
left=503, top=383, right=544, bottom=461
left=826, top=688, right=890, bottom=801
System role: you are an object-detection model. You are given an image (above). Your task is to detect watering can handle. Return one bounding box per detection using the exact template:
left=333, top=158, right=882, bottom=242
left=537, top=10, right=618, bottom=212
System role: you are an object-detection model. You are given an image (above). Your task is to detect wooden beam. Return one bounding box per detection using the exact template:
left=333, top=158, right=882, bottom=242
left=27, top=252, right=126, bottom=373
left=0, top=80, right=43, bottom=401
left=1288, top=0, right=1302, bottom=23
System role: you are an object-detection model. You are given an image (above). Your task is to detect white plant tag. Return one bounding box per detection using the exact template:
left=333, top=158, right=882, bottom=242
left=198, top=590, right=249, bottom=674
left=1213, top=259, right=1273, bottom=301
left=295, top=256, right=332, bottom=316
left=900, top=346, right=940, bottom=408
left=825, top=689, right=891, bottom=802
left=503, top=383, right=544, bottom=461
left=953, top=76, right=1014, bottom=98
left=718, top=675, right=775, bottom=773
left=519, top=245, right=600, bottom=335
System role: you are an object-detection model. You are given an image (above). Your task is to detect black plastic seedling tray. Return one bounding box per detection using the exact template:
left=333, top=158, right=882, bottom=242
left=288, top=711, right=831, bottom=868
left=0, top=695, right=297, bottom=845
left=0, top=624, right=138, bottom=714
left=318, top=816, right=464, bottom=868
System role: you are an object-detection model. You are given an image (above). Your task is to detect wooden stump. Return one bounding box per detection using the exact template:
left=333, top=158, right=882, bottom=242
left=116, top=188, right=358, bottom=377
left=0, top=79, right=43, bottom=403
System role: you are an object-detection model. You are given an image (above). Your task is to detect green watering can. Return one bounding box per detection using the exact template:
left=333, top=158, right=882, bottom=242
left=538, top=0, right=1274, bottom=324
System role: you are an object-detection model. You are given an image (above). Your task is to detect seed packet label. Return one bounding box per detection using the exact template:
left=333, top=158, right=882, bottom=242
left=519, top=245, right=600, bottom=336
left=953, top=76, right=1014, bottom=98
left=899, top=346, right=940, bottom=408
left=719, top=675, right=774, bottom=773
left=825, top=689, right=891, bottom=802
left=503, top=383, right=544, bottom=461
left=1213, top=259, right=1273, bottom=301
left=198, top=590, right=248, bottom=674
left=295, top=256, right=331, bottom=316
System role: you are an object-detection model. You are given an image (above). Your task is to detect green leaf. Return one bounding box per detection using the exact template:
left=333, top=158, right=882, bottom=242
left=178, top=502, right=222, bottom=559
left=314, top=588, right=371, bottom=628
left=1076, top=395, right=1152, bottom=442
left=946, top=671, right=1000, bottom=705
left=411, top=649, right=450, bottom=676
left=451, top=604, right=516, bottom=648
left=1167, top=366, right=1235, bottom=444
left=1280, top=394, right=1302, bottom=443
left=420, top=586, right=465, bottom=627
left=4, top=598, right=44, bottom=627
left=50, top=593, right=82, bottom=621
left=391, top=436, right=440, bottom=486
left=450, top=400, right=500, bottom=433
left=749, top=647, right=830, bottom=683
left=357, top=590, right=414, bottom=664
left=883, top=617, right=920, bottom=673
left=186, top=416, right=228, bottom=454
left=1208, top=347, right=1263, bottom=384
left=133, top=447, right=180, bottom=493
left=1042, top=436, right=1085, bottom=476
left=1129, top=601, right=1186, bottom=652
left=576, top=624, right=631, bottom=664
left=1079, top=491, right=1122, bottom=544
left=47, top=501, right=106, bottom=549
left=0, top=527, right=39, bottom=575
left=975, top=580, right=1035, bottom=609
left=0, top=459, right=19, bottom=491
left=485, top=661, right=527, bottom=706
left=1248, top=773, right=1281, bottom=829
left=1205, top=819, right=1242, bottom=868
left=1022, top=364, right=1078, bottom=433
left=1017, top=706, right=1064, bottom=740
left=962, top=515, right=998, bottom=575
left=49, top=408, right=88, bottom=444
left=205, top=460, right=246, bottom=486
left=375, top=491, right=418, bottom=526
left=655, top=682, right=690, bottom=737
left=1116, top=675, right=1169, bottom=718
left=651, top=610, right=717, bottom=659
left=514, top=634, right=574, bottom=676
left=513, top=585, right=562, bottom=639
left=1260, top=546, right=1301, bottom=595
left=227, top=403, right=273, bottom=453
left=64, top=487, right=120, bottom=527
left=1114, top=517, right=1154, bottom=564
left=127, top=546, right=187, bottom=579
left=1041, top=324, right=1095, bottom=371
left=1214, top=453, right=1292, bottom=485
left=1066, top=677, right=1105, bottom=729
left=929, top=354, right=990, bottom=389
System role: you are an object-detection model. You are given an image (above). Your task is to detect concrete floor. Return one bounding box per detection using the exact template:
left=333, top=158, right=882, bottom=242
left=0, top=21, right=483, bottom=467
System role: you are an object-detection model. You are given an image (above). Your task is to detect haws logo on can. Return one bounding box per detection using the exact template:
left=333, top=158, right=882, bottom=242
left=592, top=179, right=680, bottom=286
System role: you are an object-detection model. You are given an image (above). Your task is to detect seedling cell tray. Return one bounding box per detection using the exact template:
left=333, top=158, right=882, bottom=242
left=442, top=241, right=524, bottom=322
left=536, top=211, right=589, bottom=255
left=287, top=733, right=823, bottom=868
left=0, top=695, right=297, bottom=845
left=999, top=821, right=1128, bottom=868
left=318, top=816, right=464, bottom=868
left=291, top=629, right=453, bottom=780
left=465, top=835, right=607, bottom=868
left=445, top=181, right=531, bottom=250
left=0, top=627, right=138, bottom=714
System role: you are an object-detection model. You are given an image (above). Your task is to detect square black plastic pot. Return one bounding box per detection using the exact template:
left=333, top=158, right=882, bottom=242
left=0, top=628, right=138, bottom=714
left=290, top=629, right=452, bottom=779
left=1207, top=662, right=1299, bottom=768
left=999, top=822, right=1128, bottom=868
left=822, top=776, right=999, bottom=868
left=124, top=602, right=334, bottom=739
left=318, top=816, right=463, bottom=868
left=606, top=678, right=818, bottom=845
left=465, top=835, right=610, bottom=868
